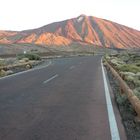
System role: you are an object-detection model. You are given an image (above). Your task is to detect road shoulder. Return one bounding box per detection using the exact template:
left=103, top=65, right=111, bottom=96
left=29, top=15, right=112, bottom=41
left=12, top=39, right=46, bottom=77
left=103, top=63, right=127, bottom=140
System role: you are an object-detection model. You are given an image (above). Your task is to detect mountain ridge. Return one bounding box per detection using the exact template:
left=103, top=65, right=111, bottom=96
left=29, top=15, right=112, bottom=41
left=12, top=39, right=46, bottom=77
left=0, top=15, right=140, bottom=48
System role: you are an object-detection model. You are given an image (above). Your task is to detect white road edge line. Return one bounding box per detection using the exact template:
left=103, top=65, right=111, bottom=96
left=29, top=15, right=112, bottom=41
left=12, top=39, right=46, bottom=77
left=0, top=61, right=52, bottom=80
left=43, top=74, right=58, bottom=84
left=101, top=59, right=120, bottom=140
left=35, top=61, right=52, bottom=70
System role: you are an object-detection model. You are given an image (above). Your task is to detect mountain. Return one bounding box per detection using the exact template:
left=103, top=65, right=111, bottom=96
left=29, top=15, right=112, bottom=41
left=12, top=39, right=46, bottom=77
left=0, top=15, right=140, bottom=48
left=0, top=31, right=17, bottom=43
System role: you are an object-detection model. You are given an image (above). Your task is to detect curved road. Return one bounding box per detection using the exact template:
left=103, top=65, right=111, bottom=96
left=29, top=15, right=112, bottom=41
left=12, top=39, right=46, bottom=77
left=0, top=56, right=126, bottom=140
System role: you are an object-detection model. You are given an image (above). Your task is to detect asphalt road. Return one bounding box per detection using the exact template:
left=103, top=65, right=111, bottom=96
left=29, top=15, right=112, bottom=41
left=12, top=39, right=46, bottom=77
left=0, top=56, right=126, bottom=140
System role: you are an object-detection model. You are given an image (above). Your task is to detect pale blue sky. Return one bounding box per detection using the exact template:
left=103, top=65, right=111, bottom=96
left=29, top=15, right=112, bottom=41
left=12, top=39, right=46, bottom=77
left=0, top=0, right=140, bottom=31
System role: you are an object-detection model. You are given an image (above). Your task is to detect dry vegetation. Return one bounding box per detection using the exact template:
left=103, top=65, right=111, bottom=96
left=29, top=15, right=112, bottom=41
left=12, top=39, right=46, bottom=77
left=0, top=53, right=42, bottom=77
left=106, top=52, right=140, bottom=99
left=105, top=52, right=140, bottom=140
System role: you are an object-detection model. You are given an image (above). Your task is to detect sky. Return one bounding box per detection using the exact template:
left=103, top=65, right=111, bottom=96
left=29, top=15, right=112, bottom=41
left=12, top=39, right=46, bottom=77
left=0, top=0, right=140, bottom=31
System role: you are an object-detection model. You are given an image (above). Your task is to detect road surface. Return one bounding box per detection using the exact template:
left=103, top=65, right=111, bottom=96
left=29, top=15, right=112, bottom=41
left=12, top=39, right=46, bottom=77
left=0, top=56, right=126, bottom=140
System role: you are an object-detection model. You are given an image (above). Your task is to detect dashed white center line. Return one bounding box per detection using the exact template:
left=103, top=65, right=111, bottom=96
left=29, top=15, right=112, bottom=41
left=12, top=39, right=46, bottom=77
left=43, top=74, right=58, bottom=84
left=69, top=66, right=75, bottom=69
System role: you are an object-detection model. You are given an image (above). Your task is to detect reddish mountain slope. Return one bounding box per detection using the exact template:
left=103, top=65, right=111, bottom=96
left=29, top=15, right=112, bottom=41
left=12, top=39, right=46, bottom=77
left=0, top=31, right=17, bottom=43
left=0, top=15, right=140, bottom=48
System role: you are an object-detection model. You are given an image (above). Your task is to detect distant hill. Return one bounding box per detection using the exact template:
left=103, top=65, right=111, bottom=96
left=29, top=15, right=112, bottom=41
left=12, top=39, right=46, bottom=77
left=0, top=15, right=140, bottom=49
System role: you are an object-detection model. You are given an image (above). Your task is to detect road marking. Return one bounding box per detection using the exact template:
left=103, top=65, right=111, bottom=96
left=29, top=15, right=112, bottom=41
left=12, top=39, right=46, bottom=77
left=0, top=61, right=52, bottom=80
left=69, top=66, right=75, bottom=69
left=35, top=61, right=52, bottom=70
left=43, top=74, right=58, bottom=84
left=101, top=60, right=120, bottom=140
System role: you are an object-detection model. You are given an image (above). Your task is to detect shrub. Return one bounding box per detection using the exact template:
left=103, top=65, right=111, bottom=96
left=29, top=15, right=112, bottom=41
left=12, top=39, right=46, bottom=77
left=118, top=64, right=140, bottom=73
left=17, top=53, right=41, bottom=60
left=124, top=75, right=140, bottom=88
left=133, top=88, right=140, bottom=100
left=0, top=59, right=5, bottom=66
left=135, top=63, right=140, bottom=67
left=120, top=72, right=136, bottom=77
left=6, top=70, right=13, bottom=75
left=0, top=70, right=7, bottom=77
left=110, top=58, right=125, bottom=67
left=22, top=58, right=29, bottom=62
left=119, top=53, right=130, bottom=62
left=116, top=94, right=127, bottom=106
left=133, top=79, right=140, bottom=87
left=136, top=72, right=140, bottom=80
left=125, top=75, right=135, bottom=82
left=25, top=64, right=32, bottom=69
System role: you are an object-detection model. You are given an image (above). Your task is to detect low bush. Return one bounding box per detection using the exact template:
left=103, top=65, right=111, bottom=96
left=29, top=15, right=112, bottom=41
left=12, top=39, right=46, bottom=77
left=0, top=59, right=5, bottom=66
left=0, top=70, right=7, bottom=77
left=136, top=72, right=140, bottom=80
left=134, top=87, right=140, bottom=100
left=118, top=64, right=140, bottom=74
left=116, top=94, right=127, bottom=106
left=17, top=53, right=41, bottom=60
left=109, top=58, right=125, bottom=68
